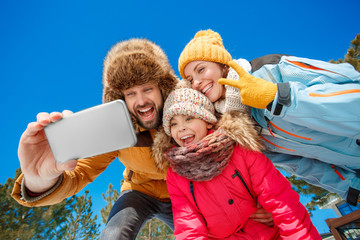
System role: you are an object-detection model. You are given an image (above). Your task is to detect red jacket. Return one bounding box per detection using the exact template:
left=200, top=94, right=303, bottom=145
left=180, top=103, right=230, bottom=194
left=167, top=146, right=321, bottom=239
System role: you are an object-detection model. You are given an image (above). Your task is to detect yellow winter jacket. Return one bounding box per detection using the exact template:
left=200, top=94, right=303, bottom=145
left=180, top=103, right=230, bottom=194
left=12, top=128, right=170, bottom=207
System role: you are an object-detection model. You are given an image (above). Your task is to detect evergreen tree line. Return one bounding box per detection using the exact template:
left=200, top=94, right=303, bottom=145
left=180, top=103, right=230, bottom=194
left=1, top=169, right=100, bottom=240
left=1, top=34, right=358, bottom=239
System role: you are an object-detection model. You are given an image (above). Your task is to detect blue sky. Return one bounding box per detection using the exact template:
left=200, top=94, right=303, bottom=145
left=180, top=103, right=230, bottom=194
left=1, top=0, right=359, bottom=235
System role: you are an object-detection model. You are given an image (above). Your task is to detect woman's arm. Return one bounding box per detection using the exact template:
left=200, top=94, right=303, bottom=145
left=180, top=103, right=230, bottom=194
left=268, top=81, right=360, bottom=138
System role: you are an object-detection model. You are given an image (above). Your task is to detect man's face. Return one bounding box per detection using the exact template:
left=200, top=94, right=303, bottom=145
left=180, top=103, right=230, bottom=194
left=123, top=83, right=163, bottom=130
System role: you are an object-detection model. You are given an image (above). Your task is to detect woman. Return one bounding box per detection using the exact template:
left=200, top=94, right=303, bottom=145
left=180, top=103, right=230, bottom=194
left=177, top=29, right=360, bottom=205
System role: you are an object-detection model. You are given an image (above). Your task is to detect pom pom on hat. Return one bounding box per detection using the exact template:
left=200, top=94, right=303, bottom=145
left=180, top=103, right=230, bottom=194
left=163, top=87, right=217, bottom=136
left=178, top=29, right=232, bottom=79
left=194, top=30, right=223, bottom=46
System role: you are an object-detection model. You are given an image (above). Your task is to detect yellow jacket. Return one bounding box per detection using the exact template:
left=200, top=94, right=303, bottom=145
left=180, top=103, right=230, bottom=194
left=12, top=128, right=169, bottom=207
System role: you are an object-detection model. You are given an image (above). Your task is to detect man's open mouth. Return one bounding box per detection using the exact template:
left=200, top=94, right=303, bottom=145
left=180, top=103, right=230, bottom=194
left=137, top=106, right=155, bottom=121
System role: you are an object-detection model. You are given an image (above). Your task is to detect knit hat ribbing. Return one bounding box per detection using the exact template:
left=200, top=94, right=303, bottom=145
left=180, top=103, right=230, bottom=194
left=178, top=29, right=232, bottom=79
left=163, top=88, right=217, bottom=135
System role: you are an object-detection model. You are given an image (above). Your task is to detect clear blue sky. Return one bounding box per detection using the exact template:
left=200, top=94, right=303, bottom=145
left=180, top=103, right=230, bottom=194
left=1, top=0, right=359, bottom=235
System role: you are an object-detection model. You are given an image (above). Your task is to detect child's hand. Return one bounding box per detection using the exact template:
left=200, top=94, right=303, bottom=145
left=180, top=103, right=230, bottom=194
left=218, top=60, right=277, bottom=109
left=250, top=202, right=274, bottom=227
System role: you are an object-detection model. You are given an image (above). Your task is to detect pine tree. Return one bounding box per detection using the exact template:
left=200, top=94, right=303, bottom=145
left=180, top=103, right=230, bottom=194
left=1, top=169, right=101, bottom=239
left=285, top=175, right=338, bottom=217
left=136, top=218, right=174, bottom=240
left=0, top=169, right=75, bottom=239
left=100, top=182, right=120, bottom=224
left=63, top=190, right=101, bottom=240
left=330, top=34, right=360, bottom=72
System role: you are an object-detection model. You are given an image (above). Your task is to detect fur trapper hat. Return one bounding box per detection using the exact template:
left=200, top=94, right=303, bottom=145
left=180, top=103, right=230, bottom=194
left=102, top=39, right=178, bottom=132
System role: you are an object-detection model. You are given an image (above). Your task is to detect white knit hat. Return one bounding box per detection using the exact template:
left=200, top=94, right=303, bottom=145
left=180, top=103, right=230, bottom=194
left=163, top=88, right=217, bottom=135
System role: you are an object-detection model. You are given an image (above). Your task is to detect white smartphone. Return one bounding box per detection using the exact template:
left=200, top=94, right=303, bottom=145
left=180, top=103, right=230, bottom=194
left=44, top=100, right=137, bottom=163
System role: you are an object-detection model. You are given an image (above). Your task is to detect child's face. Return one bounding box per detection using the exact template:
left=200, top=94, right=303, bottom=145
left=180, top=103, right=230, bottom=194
left=184, top=60, right=226, bottom=103
left=170, top=114, right=213, bottom=147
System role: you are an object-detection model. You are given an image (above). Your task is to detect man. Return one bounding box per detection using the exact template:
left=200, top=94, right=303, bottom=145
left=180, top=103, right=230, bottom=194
left=12, top=39, right=177, bottom=239
left=12, top=39, right=271, bottom=239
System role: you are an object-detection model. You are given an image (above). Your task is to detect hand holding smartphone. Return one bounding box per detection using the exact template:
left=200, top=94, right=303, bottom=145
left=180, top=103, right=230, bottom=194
left=44, top=100, right=137, bottom=163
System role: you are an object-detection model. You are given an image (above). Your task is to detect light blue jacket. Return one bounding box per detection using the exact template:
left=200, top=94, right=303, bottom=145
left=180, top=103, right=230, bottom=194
left=250, top=55, right=360, bottom=201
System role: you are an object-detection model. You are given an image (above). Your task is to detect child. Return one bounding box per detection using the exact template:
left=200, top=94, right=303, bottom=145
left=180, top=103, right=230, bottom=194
left=177, top=29, right=360, bottom=205
left=153, top=87, right=321, bottom=239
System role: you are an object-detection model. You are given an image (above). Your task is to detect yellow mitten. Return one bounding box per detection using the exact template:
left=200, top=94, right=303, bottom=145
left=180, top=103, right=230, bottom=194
left=218, top=60, right=277, bottom=109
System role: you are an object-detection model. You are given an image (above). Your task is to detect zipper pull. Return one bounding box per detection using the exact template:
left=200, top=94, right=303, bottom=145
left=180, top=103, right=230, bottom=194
left=232, top=170, right=241, bottom=179
left=265, top=117, right=275, bottom=138
left=232, top=170, right=255, bottom=200
left=331, top=165, right=345, bottom=181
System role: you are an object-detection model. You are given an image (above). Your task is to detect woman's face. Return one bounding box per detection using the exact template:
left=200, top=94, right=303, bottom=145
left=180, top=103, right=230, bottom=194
left=184, top=61, right=226, bottom=103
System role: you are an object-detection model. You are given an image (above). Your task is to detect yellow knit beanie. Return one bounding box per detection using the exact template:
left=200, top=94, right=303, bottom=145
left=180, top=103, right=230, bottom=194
left=178, top=29, right=232, bottom=79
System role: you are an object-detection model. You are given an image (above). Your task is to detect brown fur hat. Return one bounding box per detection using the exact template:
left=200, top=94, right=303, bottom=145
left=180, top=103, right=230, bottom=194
left=102, top=39, right=178, bottom=132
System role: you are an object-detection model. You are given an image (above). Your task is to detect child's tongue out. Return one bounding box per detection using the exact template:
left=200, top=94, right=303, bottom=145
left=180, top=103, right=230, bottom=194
left=183, top=135, right=195, bottom=146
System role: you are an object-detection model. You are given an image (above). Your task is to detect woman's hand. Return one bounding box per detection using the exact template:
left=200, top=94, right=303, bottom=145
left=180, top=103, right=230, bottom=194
left=218, top=60, right=277, bottom=109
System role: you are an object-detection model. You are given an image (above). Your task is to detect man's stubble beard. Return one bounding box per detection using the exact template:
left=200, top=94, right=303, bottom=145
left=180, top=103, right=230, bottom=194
left=136, top=103, right=163, bottom=130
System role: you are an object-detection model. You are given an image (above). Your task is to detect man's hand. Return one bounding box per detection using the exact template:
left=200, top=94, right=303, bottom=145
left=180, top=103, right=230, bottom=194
left=18, top=110, right=77, bottom=193
left=218, top=60, right=277, bottom=109
left=250, top=203, right=274, bottom=227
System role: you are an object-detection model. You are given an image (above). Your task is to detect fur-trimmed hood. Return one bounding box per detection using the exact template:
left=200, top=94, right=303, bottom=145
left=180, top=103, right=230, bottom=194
left=152, top=110, right=264, bottom=171
left=102, top=38, right=178, bottom=133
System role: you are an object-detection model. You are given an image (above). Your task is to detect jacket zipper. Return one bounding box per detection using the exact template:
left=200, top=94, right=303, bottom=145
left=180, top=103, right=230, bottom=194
left=286, top=59, right=360, bottom=96
left=265, top=117, right=311, bottom=141
left=128, top=170, right=133, bottom=181
left=262, top=126, right=347, bottom=181
left=190, top=181, right=199, bottom=209
left=232, top=170, right=255, bottom=200
left=286, top=59, right=353, bottom=80
left=260, top=135, right=295, bottom=152
left=309, top=89, right=360, bottom=97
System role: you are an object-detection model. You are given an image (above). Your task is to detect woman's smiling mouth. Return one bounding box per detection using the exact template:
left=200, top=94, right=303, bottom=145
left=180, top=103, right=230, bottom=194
left=201, top=83, right=213, bottom=95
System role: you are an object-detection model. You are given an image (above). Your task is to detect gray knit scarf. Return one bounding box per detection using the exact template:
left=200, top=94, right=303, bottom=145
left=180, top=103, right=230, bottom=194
left=165, top=129, right=235, bottom=182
